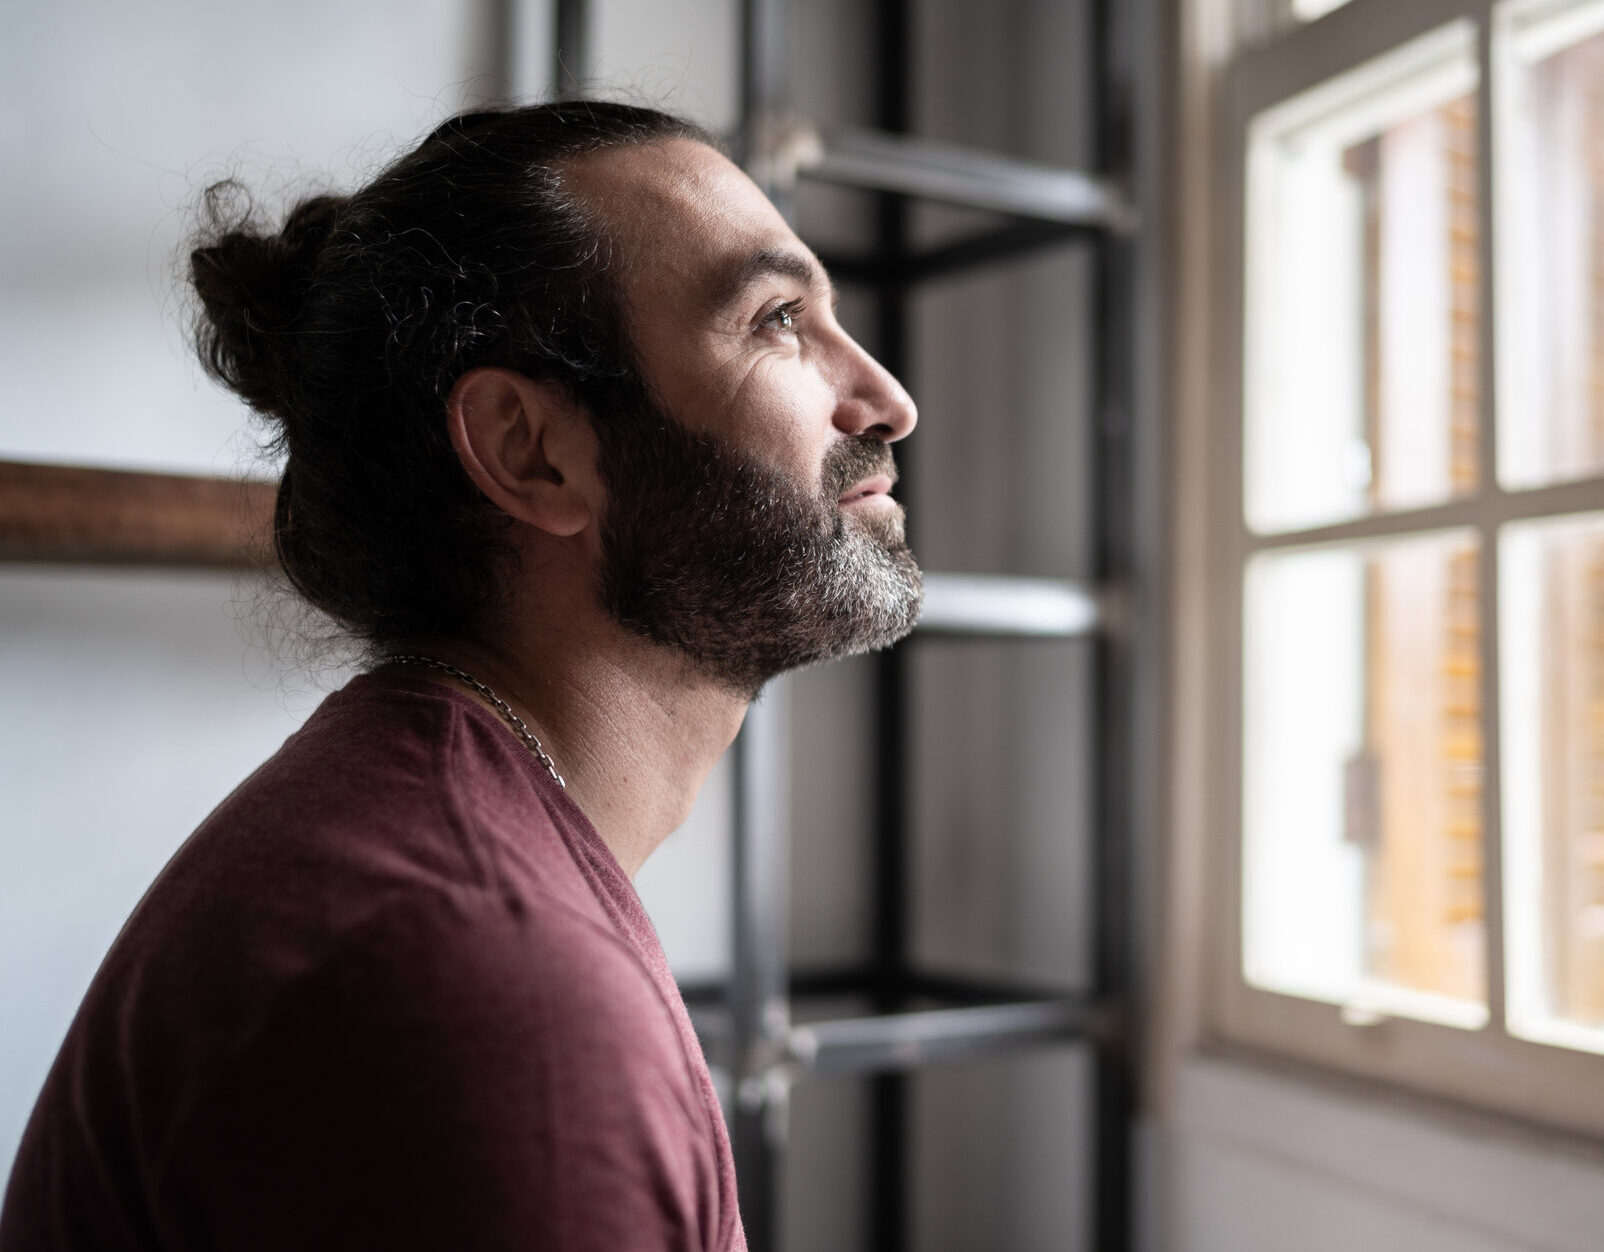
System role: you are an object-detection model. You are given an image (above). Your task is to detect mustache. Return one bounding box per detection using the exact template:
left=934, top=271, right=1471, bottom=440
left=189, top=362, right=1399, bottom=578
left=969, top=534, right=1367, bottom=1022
left=821, top=436, right=898, bottom=500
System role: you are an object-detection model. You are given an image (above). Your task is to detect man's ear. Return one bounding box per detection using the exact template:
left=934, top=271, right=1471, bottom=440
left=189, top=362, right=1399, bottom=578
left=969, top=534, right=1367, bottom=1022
left=446, top=368, right=598, bottom=538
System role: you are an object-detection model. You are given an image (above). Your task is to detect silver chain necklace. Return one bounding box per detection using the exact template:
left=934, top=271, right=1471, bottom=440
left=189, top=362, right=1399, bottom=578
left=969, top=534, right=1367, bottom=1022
left=388, top=654, right=566, bottom=788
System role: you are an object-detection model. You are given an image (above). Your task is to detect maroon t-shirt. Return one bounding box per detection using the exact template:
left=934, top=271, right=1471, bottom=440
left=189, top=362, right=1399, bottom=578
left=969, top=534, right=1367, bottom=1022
left=0, top=671, right=745, bottom=1251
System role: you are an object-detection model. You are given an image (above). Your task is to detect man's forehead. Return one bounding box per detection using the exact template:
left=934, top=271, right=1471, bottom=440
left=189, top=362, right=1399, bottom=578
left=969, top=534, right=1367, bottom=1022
left=707, top=245, right=835, bottom=310
left=564, top=138, right=820, bottom=305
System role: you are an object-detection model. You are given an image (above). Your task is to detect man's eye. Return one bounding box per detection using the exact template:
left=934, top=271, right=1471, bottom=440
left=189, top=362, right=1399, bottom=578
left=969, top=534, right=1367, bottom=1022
left=762, top=300, right=806, bottom=333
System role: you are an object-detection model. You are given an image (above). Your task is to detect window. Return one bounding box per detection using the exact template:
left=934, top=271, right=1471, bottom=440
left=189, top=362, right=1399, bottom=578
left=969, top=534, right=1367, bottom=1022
left=1216, top=0, right=1604, bottom=1137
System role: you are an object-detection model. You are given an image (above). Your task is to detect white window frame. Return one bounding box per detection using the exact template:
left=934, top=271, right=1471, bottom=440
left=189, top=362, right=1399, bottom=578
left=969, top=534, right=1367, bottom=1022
left=1203, top=0, right=1604, bottom=1141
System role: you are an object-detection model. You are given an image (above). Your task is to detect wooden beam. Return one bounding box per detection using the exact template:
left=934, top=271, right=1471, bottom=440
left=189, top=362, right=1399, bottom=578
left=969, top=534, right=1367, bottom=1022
left=0, top=460, right=277, bottom=569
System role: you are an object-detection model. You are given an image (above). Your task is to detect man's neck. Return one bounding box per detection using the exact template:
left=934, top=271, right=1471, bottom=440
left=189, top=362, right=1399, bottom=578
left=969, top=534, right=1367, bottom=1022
left=393, top=620, right=748, bottom=879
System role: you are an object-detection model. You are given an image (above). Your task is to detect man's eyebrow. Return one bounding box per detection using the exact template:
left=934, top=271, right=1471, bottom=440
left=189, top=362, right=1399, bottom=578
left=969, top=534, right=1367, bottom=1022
left=714, top=247, right=838, bottom=309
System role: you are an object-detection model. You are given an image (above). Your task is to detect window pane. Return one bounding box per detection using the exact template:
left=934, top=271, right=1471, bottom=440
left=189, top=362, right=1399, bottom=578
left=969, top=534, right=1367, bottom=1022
left=1244, top=531, right=1487, bottom=1026
left=1502, top=513, right=1604, bottom=1054
left=1496, top=0, right=1604, bottom=489
left=1245, top=24, right=1480, bottom=533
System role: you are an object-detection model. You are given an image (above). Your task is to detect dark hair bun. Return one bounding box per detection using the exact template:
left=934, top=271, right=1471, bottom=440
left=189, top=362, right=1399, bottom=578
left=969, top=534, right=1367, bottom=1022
left=190, top=185, right=346, bottom=421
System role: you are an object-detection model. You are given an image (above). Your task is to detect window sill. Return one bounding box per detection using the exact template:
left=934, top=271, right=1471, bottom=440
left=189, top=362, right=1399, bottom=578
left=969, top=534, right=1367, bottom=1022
left=1170, top=1048, right=1604, bottom=1252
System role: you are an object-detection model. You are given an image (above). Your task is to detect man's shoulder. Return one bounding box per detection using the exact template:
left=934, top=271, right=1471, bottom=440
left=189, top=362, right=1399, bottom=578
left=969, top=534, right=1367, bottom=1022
left=11, top=870, right=712, bottom=1252
left=135, top=880, right=729, bottom=1252
left=72, top=669, right=633, bottom=1116
left=250, top=881, right=681, bottom=1062
left=178, top=669, right=579, bottom=903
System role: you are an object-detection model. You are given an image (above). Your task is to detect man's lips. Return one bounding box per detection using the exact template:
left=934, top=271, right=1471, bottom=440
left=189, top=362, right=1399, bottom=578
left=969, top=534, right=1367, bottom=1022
left=838, top=473, right=895, bottom=505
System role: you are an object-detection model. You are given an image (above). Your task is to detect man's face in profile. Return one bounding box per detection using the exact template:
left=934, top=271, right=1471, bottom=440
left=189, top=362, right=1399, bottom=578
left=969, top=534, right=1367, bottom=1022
left=568, top=139, right=924, bottom=694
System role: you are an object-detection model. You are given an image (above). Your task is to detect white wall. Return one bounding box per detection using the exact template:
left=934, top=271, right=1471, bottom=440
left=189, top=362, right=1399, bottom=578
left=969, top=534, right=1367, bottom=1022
left=0, top=0, right=512, bottom=476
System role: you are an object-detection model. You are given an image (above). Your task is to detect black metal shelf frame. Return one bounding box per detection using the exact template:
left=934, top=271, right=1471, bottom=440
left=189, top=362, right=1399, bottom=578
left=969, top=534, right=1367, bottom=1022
left=721, top=0, right=1148, bottom=1243
left=724, top=1, right=1148, bottom=1249
left=733, top=1, right=1146, bottom=1249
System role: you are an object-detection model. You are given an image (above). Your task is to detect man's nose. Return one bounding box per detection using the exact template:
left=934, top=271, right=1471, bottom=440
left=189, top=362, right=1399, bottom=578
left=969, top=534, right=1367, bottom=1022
left=831, top=335, right=919, bottom=443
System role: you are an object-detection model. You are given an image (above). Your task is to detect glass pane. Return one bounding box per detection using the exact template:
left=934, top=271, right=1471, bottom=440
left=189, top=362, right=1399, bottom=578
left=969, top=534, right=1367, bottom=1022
left=1502, top=513, right=1604, bottom=1054
left=1244, top=531, right=1488, bottom=1026
left=1496, top=0, right=1604, bottom=489
left=1245, top=24, right=1481, bottom=533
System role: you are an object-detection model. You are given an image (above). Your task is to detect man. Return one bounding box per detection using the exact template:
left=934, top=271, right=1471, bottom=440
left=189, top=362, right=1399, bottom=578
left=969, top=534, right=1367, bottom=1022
left=0, top=103, right=919, bottom=1251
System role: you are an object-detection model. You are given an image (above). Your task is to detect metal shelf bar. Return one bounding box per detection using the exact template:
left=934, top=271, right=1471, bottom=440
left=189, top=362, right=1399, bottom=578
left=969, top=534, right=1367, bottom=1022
left=553, top=0, right=590, bottom=95
left=727, top=679, right=792, bottom=1251
left=866, top=4, right=915, bottom=1245
left=1089, top=0, right=1147, bottom=1246
left=918, top=572, right=1101, bottom=638
left=692, top=995, right=1103, bottom=1074
left=797, top=126, right=1133, bottom=231
left=688, top=993, right=1106, bottom=1074
left=787, top=998, right=1098, bottom=1075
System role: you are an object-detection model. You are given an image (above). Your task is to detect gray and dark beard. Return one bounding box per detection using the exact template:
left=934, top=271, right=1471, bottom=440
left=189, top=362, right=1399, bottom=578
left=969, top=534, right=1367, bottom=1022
left=595, top=404, right=923, bottom=697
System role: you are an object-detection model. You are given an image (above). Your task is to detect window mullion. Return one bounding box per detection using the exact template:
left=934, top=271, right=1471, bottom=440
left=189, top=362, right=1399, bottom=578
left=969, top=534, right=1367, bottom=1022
left=1242, top=475, right=1604, bottom=554
left=1474, top=7, right=1511, bottom=1036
